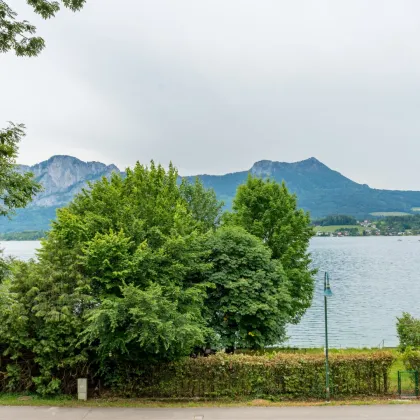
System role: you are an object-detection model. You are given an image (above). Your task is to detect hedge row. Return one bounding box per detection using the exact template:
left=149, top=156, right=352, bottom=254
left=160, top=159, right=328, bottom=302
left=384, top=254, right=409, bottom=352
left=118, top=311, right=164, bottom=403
left=0, top=351, right=395, bottom=398
left=107, top=351, right=396, bottom=398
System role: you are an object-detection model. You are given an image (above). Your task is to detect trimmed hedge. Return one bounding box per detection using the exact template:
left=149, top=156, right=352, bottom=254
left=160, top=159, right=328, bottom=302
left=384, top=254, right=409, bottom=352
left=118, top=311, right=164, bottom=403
left=107, top=351, right=396, bottom=398
left=0, top=351, right=395, bottom=398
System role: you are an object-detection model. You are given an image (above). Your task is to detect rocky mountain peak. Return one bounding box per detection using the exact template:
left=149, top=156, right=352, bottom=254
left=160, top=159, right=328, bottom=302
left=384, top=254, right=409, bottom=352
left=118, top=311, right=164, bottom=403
left=250, top=157, right=325, bottom=176
left=19, top=155, right=121, bottom=207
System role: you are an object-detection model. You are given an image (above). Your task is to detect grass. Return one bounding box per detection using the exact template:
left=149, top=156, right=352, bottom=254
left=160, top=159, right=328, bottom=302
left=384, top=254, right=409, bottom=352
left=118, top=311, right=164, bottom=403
left=314, top=225, right=364, bottom=234
left=0, top=394, right=418, bottom=408
left=370, top=212, right=411, bottom=217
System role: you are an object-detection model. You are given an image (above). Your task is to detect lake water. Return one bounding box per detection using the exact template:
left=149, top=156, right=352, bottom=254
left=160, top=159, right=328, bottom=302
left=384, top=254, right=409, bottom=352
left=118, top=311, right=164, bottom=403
left=1, top=237, right=419, bottom=348
left=1, top=241, right=41, bottom=261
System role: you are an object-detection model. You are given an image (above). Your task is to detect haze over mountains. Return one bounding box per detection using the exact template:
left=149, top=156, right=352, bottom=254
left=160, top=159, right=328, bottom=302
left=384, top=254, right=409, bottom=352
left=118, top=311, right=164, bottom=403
left=1, top=155, right=420, bottom=233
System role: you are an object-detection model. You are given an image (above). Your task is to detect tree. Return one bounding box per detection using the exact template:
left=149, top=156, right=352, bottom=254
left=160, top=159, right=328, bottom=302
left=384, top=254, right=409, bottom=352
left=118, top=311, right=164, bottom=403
left=315, top=214, right=357, bottom=226
left=397, top=312, right=420, bottom=351
left=204, top=226, right=292, bottom=350
left=0, top=123, right=41, bottom=217
left=224, top=175, right=315, bottom=322
left=0, top=162, right=221, bottom=393
left=0, top=0, right=86, bottom=56
left=179, top=177, right=224, bottom=231
left=0, top=123, right=41, bottom=282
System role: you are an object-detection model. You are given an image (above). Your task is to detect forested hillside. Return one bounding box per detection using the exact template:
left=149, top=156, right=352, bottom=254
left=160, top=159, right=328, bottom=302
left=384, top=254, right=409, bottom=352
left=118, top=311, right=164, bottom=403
left=1, top=156, right=420, bottom=232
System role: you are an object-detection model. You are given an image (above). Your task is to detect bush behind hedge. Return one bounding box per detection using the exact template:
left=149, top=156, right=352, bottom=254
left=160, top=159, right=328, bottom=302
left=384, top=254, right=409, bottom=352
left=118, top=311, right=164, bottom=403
left=402, top=348, right=420, bottom=371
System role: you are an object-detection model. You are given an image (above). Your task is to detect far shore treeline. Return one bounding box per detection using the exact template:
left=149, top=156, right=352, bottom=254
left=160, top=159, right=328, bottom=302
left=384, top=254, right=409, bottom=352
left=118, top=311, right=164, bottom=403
left=313, top=213, right=420, bottom=236
left=6, top=213, right=420, bottom=241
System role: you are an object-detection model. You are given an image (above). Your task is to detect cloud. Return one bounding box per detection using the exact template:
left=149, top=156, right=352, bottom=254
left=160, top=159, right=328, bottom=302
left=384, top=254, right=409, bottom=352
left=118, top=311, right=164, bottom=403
left=2, top=0, right=420, bottom=189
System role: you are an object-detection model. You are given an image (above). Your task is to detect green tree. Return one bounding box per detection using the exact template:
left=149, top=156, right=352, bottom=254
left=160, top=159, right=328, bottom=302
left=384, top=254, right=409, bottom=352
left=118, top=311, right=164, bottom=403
left=204, top=226, right=292, bottom=350
left=397, top=312, right=420, bottom=351
left=0, top=123, right=41, bottom=282
left=0, top=123, right=41, bottom=217
left=0, top=0, right=86, bottom=56
left=0, top=257, right=90, bottom=395
left=0, top=162, right=220, bottom=393
left=315, top=214, right=357, bottom=226
left=225, top=175, right=315, bottom=322
left=179, top=177, right=223, bottom=231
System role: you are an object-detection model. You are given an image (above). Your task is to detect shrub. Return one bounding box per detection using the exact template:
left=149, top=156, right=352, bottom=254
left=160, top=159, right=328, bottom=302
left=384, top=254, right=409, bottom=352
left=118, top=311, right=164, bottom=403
left=0, top=351, right=395, bottom=398
left=402, top=348, right=420, bottom=372
left=102, top=351, right=395, bottom=399
left=397, top=313, right=420, bottom=350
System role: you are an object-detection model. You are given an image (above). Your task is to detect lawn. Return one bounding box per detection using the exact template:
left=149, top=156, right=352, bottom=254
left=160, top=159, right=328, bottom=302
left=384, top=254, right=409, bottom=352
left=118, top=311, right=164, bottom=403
left=314, top=225, right=364, bottom=234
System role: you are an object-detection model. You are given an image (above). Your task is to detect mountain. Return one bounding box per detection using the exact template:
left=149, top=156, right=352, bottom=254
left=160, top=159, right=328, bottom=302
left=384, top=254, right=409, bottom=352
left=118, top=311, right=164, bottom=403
left=18, top=155, right=120, bottom=207
left=1, top=155, right=420, bottom=232
left=191, top=157, right=420, bottom=218
left=0, top=156, right=121, bottom=233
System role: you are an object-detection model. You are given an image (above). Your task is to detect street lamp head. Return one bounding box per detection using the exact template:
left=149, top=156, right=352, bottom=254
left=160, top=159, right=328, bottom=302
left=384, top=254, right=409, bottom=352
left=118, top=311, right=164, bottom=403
left=324, top=272, right=333, bottom=297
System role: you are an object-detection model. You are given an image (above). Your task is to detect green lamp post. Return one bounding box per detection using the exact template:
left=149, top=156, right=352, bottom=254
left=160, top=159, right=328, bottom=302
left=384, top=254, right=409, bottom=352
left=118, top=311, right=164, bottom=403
left=324, top=272, right=333, bottom=401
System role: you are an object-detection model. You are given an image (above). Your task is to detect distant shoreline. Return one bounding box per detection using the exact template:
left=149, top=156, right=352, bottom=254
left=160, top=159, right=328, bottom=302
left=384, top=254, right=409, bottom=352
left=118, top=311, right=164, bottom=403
left=0, top=231, right=46, bottom=241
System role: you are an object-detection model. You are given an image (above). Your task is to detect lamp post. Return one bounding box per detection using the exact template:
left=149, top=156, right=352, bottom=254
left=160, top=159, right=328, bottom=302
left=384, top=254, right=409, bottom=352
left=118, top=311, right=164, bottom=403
left=324, top=271, right=333, bottom=402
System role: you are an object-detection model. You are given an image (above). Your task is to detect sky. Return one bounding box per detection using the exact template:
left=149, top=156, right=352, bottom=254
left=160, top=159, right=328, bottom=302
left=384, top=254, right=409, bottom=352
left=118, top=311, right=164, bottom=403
left=2, top=0, right=420, bottom=190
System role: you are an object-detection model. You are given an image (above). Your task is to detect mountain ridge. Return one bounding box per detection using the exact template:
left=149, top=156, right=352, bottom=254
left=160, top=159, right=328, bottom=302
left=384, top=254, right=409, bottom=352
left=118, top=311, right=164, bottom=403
left=1, top=155, right=419, bottom=232
left=18, top=155, right=120, bottom=207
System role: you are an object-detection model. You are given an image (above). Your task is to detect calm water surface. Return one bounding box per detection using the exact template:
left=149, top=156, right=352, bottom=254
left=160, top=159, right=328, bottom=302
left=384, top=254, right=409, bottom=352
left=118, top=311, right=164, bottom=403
left=287, top=237, right=420, bottom=348
left=2, top=237, right=419, bottom=348
left=1, top=241, right=41, bottom=261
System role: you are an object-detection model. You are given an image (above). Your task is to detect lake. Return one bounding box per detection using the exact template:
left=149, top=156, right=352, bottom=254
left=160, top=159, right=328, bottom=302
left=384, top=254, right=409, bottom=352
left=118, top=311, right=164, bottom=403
left=1, top=237, right=418, bottom=348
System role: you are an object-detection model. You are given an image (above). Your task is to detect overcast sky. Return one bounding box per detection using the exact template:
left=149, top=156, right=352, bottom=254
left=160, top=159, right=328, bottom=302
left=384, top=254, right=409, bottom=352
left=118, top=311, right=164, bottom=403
left=2, top=0, right=420, bottom=189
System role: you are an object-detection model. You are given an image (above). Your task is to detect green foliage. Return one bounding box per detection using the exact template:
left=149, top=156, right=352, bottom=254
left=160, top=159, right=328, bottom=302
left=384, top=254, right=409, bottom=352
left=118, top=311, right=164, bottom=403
left=0, top=123, right=41, bottom=217
left=397, top=313, right=420, bottom=351
left=81, top=283, right=206, bottom=366
left=401, top=348, right=420, bottom=372
left=315, top=225, right=363, bottom=236
left=5, top=364, right=24, bottom=392
left=0, top=248, right=13, bottom=281
left=0, top=230, right=46, bottom=240
left=0, top=162, right=222, bottom=393
left=224, top=175, right=315, bottom=322
left=314, top=214, right=357, bottom=226
left=0, top=257, right=91, bottom=395
left=204, top=226, right=291, bottom=350
left=179, top=177, right=224, bottom=231
left=0, top=0, right=86, bottom=57
left=100, top=351, right=395, bottom=398
left=376, top=214, right=420, bottom=235
left=0, top=161, right=321, bottom=395
left=334, top=227, right=359, bottom=236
